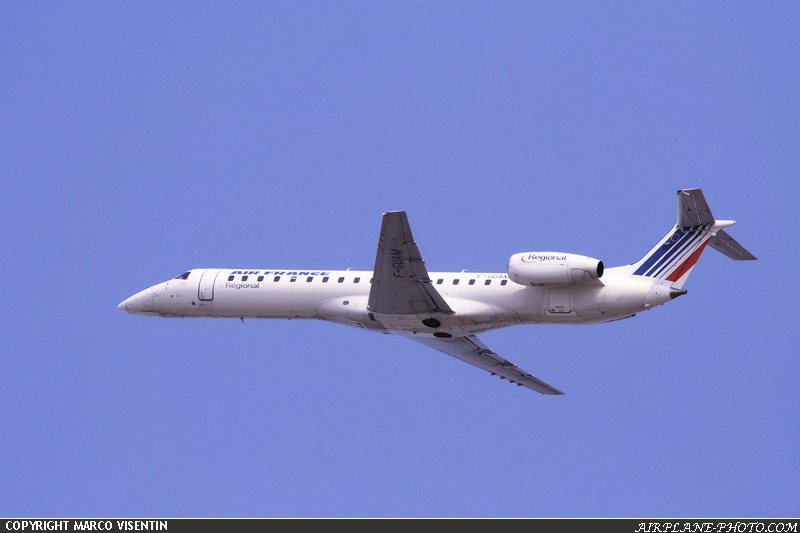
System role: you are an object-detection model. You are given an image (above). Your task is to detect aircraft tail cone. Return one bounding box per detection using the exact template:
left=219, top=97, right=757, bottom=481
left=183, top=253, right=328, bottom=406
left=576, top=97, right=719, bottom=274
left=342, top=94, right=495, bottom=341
left=669, top=288, right=688, bottom=300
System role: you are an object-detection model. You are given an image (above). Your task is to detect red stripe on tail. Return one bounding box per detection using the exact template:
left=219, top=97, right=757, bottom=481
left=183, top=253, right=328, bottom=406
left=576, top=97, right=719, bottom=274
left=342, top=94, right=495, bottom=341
left=665, top=241, right=708, bottom=282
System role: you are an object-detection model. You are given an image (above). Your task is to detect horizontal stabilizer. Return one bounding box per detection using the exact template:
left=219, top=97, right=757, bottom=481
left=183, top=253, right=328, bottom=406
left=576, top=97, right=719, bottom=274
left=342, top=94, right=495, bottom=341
left=708, top=229, right=757, bottom=261
left=677, top=188, right=715, bottom=228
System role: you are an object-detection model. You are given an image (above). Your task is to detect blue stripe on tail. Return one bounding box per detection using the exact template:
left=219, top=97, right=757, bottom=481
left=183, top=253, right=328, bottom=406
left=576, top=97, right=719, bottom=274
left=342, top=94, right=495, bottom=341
left=633, top=226, right=709, bottom=279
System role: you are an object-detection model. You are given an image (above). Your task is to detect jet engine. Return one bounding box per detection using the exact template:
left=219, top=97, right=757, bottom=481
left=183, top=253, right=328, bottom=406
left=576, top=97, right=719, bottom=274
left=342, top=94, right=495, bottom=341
left=507, top=252, right=604, bottom=286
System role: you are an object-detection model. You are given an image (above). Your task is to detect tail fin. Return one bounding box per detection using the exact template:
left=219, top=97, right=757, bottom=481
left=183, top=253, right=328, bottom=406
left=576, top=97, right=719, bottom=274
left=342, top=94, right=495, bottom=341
left=631, top=189, right=756, bottom=289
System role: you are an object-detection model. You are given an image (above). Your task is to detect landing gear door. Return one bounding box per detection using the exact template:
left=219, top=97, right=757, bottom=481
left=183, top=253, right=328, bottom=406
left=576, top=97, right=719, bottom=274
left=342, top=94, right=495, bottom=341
left=198, top=269, right=223, bottom=301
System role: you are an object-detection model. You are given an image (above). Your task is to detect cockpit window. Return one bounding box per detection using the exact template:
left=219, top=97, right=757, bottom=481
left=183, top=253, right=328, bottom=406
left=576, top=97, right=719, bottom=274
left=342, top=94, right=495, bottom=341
left=174, top=272, right=191, bottom=280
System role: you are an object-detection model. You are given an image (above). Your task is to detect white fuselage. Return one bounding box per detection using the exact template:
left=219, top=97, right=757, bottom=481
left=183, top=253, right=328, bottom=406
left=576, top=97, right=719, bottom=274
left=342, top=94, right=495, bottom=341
left=116, top=191, right=752, bottom=394
left=118, top=266, right=673, bottom=338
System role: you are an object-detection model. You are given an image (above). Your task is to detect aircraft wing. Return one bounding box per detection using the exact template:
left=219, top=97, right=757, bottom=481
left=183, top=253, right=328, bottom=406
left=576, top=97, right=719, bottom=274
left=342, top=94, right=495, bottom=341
left=410, top=335, right=564, bottom=395
left=367, top=211, right=453, bottom=315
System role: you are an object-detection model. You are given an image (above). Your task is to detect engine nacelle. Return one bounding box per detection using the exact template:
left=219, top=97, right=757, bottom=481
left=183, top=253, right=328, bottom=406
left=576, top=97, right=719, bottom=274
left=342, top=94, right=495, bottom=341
left=507, top=252, right=604, bottom=286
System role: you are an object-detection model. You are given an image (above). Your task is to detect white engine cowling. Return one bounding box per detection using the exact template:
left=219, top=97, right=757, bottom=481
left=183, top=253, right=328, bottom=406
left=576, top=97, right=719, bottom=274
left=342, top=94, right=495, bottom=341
left=507, top=252, right=604, bottom=286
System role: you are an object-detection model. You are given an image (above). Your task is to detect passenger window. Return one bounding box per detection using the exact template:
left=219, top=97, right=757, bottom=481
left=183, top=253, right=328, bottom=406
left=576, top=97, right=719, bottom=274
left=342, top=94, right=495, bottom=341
left=307, top=277, right=313, bottom=282
left=437, top=279, right=443, bottom=284
left=501, top=280, right=507, bottom=286
left=453, top=279, right=459, bottom=285
left=338, top=277, right=345, bottom=283
left=274, top=276, right=280, bottom=282
left=228, top=275, right=234, bottom=281
left=354, top=277, right=360, bottom=283
left=485, top=279, right=491, bottom=285
left=290, top=276, right=297, bottom=282
left=242, top=276, right=248, bottom=281
left=257, top=276, right=264, bottom=282
left=468, top=279, right=475, bottom=285
left=323, top=277, right=329, bottom=283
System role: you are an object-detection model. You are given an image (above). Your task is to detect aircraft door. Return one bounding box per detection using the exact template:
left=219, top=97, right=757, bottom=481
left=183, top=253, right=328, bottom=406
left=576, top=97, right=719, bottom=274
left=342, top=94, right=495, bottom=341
left=546, top=286, right=578, bottom=317
left=197, top=269, right=223, bottom=301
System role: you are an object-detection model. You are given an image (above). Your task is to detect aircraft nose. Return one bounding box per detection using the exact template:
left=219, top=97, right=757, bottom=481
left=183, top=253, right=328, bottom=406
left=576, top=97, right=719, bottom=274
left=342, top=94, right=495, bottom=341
left=117, top=296, right=135, bottom=313
left=117, top=292, right=150, bottom=314
left=118, top=281, right=169, bottom=315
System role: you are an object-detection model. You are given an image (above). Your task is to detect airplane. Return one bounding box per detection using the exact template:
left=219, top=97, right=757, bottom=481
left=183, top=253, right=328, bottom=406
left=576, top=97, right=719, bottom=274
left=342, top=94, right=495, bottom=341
left=118, top=189, right=755, bottom=394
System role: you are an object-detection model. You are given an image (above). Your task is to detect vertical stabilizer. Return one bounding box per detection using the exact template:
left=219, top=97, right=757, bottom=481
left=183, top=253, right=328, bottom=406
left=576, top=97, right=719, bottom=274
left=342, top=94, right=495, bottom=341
left=631, top=224, right=712, bottom=289
left=630, top=189, right=755, bottom=289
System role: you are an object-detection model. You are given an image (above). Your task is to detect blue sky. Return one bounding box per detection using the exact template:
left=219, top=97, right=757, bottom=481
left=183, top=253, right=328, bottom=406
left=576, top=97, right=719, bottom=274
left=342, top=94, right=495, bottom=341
left=1, top=1, right=798, bottom=517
